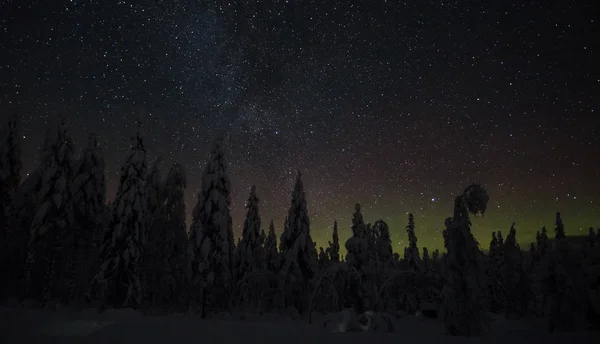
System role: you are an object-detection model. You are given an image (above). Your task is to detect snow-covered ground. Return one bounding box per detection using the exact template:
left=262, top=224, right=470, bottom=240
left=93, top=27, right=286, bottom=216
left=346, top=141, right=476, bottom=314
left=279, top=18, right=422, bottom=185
left=0, top=306, right=597, bottom=344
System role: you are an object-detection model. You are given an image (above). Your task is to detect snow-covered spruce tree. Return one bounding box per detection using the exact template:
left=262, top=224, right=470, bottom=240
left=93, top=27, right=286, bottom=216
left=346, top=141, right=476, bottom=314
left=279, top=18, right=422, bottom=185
left=145, top=157, right=164, bottom=228
left=422, top=247, right=430, bottom=262
left=87, top=126, right=147, bottom=309
left=0, top=117, right=22, bottom=299
left=554, top=212, right=565, bottom=240
left=404, top=213, right=420, bottom=270
left=233, top=185, right=275, bottom=311
left=236, top=185, right=263, bottom=279
left=502, top=223, right=528, bottom=317
left=279, top=172, right=318, bottom=311
left=485, top=231, right=505, bottom=313
left=345, top=204, right=386, bottom=312
left=142, top=157, right=167, bottom=310
left=533, top=214, right=587, bottom=332
left=69, top=133, right=106, bottom=303
left=318, top=247, right=328, bottom=268
left=497, top=230, right=504, bottom=246
left=161, top=163, right=189, bottom=309
left=345, top=203, right=369, bottom=270
left=21, top=121, right=77, bottom=305
left=440, top=184, right=490, bottom=336
left=373, top=220, right=393, bottom=263
left=142, top=162, right=188, bottom=311
left=188, top=139, right=234, bottom=315
left=264, top=220, right=279, bottom=272
left=327, top=220, right=340, bottom=263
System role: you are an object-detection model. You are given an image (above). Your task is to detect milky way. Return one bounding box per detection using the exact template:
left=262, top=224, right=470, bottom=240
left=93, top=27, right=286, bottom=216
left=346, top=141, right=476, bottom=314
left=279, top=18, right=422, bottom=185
left=1, top=1, right=598, bottom=251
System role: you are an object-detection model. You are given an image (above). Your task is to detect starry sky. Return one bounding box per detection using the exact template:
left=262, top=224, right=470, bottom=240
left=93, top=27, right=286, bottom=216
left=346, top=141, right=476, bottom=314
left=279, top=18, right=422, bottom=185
left=1, top=1, right=599, bottom=252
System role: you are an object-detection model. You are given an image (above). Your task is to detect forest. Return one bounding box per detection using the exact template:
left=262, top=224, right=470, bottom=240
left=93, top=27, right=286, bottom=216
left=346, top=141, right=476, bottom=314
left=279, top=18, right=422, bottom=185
left=1, top=118, right=599, bottom=337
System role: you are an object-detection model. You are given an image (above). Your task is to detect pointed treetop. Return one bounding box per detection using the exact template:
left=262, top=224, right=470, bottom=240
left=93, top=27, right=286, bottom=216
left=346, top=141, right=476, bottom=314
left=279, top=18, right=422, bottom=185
left=554, top=212, right=566, bottom=240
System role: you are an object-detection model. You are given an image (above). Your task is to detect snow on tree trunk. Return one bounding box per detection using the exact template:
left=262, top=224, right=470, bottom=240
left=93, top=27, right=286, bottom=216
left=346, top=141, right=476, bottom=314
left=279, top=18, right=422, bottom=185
left=70, top=133, right=106, bottom=303
left=21, top=121, right=76, bottom=304
left=87, top=125, right=147, bottom=309
left=0, top=116, right=23, bottom=299
left=188, top=139, right=234, bottom=314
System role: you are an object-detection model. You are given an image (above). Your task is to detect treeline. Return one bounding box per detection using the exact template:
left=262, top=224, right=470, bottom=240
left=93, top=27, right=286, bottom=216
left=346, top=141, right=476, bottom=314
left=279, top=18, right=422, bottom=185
left=1, top=118, right=599, bottom=336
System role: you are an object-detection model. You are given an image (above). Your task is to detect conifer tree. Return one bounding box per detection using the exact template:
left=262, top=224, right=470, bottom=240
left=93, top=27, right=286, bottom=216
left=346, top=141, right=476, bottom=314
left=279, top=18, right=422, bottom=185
left=497, top=230, right=504, bottom=246
left=264, top=220, right=279, bottom=272
left=489, top=232, right=499, bottom=255
left=145, top=157, right=164, bottom=230
left=373, top=219, right=392, bottom=263
left=554, top=212, right=566, bottom=240
left=404, top=213, right=420, bottom=270
left=536, top=227, right=549, bottom=258
left=22, top=121, right=76, bottom=304
left=161, top=162, right=189, bottom=308
left=318, top=247, right=328, bottom=267
left=236, top=185, right=263, bottom=279
left=279, top=172, right=318, bottom=281
left=87, top=125, right=147, bottom=309
left=432, top=249, right=440, bottom=261
left=188, top=139, right=234, bottom=312
left=345, top=203, right=369, bottom=269
left=422, top=247, right=430, bottom=261
left=0, top=117, right=22, bottom=299
left=440, top=184, right=489, bottom=336
left=70, top=133, right=106, bottom=301
left=327, top=220, right=340, bottom=262
left=502, top=223, right=527, bottom=316
left=141, top=158, right=165, bottom=309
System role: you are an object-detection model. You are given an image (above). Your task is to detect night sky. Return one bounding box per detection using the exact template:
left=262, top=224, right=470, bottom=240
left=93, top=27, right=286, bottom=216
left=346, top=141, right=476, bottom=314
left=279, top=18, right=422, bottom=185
left=1, top=1, right=599, bottom=252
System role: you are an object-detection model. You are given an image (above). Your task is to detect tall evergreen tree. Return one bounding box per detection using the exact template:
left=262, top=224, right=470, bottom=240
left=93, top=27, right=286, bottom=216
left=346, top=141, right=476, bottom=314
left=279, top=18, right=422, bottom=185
left=142, top=157, right=168, bottom=310
left=188, top=139, right=234, bottom=312
left=279, top=172, right=318, bottom=281
left=554, top=212, right=566, bottom=240
left=345, top=203, right=369, bottom=269
left=87, top=125, right=147, bottom=309
left=327, top=220, right=340, bottom=262
left=21, top=121, right=76, bottom=304
left=0, top=117, right=22, bottom=299
left=236, top=185, right=263, bottom=279
left=264, top=220, right=279, bottom=272
left=422, top=247, right=430, bottom=261
left=70, top=133, right=106, bottom=302
left=143, top=162, right=188, bottom=310
left=145, top=157, right=164, bottom=230
left=489, top=232, right=499, bottom=255
left=162, top=163, right=189, bottom=307
left=404, top=213, right=420, bottom=270
left=373, top=219, right=392, bottom=263
left=536, top=226, right=549, bottom=258
left=440, top=184, right=489, bottom=336
left=502, top=223, right=527, bottom=316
